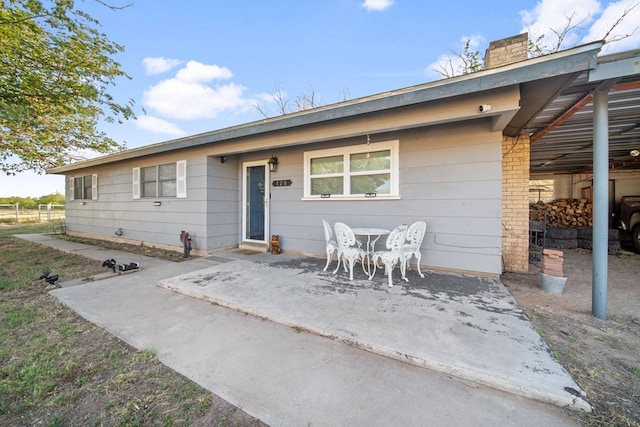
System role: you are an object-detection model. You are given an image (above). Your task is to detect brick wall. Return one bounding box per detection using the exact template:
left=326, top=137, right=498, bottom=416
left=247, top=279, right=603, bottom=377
left=502, top=135, right=530, bottom=273
left=484, top=33, right=529, bottom=69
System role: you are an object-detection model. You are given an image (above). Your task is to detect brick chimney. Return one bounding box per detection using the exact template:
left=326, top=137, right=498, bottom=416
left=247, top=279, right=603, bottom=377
left=484, top=33, right=529, bottom=69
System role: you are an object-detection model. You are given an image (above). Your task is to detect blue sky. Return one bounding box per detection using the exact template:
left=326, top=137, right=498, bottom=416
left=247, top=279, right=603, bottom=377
left=2, top=0, right=639, bottom=197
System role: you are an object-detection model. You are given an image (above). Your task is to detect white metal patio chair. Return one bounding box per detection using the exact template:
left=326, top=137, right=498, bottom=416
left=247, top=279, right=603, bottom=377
left=370, top=224, right=408, bottom=287
left=322, top=219, right=339, bottom=271
left=333, top=222, right=367, bottom=280
left=403, top=221, right=426, bottom=278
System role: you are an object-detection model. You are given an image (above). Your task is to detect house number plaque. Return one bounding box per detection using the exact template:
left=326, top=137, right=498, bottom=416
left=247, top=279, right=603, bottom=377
left=272, top=179, right=292, bottom=187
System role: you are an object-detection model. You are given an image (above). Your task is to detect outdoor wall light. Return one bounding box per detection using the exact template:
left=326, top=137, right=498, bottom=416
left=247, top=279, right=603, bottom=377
left=220, top=156, right=227, bottom=163
left=268, top=156, right=278, bottom=172
left=631, top=149, right=640, bottom=157
left=154, top=201, right=162, bottom=206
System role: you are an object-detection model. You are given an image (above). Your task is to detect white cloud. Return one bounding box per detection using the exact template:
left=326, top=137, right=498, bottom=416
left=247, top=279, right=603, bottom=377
left=361, top=0, right=393, bottom=11
left=143, top=57, right=182, bottom=75
left=519, top=0, right=640, bottom=54
left=581, top=0, right=640, bottom=53
left=143, top=77, right=250, bottom=121
left=135, top=115, right=185, bottom=136
left=141, top=60, right=252, bottom=121
left=175, top=61, right=233, bottom=83
left=520, top=0, right=601, bottom=51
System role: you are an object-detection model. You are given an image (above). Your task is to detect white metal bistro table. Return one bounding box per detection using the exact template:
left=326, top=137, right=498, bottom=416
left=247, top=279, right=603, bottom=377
left=351, top=227, right=390, bottom=278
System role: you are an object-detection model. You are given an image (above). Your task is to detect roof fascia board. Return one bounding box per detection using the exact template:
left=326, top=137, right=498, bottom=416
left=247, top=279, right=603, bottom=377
left=588, top=54, right=640, bottom=82
left=48, top=41, right=602, bottom=174
left=204, top=87, right=522, bottom=157
left=491, top=109, right=520, bottom=132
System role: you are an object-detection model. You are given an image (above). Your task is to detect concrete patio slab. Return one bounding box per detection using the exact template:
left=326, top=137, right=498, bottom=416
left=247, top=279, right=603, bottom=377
left=159, top=252, right=590, bottom=411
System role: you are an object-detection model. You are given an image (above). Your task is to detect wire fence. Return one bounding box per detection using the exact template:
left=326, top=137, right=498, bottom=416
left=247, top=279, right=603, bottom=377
left=0, top=203, right=65, bottom=223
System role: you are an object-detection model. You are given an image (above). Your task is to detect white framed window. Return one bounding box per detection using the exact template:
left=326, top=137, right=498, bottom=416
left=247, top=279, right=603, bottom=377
left=70, top=174, right=97, bottom=200
left=133, top=160, right=186, bottom=199
left=303, top=140, right=399, bottom=200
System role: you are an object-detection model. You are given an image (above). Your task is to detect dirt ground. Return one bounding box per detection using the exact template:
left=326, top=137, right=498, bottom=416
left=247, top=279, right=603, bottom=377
left=502, top=245, right=640, bottom=426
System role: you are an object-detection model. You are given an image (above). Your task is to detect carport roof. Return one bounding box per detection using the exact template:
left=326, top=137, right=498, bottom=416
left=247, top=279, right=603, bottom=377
left=525, top=49, right=640, bottom=175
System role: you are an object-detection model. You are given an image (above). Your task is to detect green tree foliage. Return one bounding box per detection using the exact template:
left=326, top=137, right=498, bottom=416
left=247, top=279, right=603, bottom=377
left=36, top=192, right=64, bottom=205
left=0, top=0, right=135, bottom=175
left=0, top=193, right=63, bottom=208
left=459, top=39, right=483, bottom=75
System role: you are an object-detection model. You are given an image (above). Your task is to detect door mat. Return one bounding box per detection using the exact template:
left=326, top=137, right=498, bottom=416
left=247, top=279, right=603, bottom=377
left=234, top=249, right=262, bottom=255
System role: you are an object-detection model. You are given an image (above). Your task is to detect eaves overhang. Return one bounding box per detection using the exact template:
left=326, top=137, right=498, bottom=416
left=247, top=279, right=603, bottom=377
left=48, top=41, right=603, bottom=174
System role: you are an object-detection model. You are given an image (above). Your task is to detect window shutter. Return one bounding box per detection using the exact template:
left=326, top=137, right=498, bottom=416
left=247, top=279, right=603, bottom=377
left=91, top=174, right=98, bottom=200
left=69, top=177, right=75, bottom=201
left=176, top=160, right=187, bottom=198
left=132, top=167, right=140, bottom=199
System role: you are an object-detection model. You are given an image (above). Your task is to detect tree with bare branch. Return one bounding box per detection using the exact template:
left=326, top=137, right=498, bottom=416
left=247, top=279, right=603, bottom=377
left=432, top=3, right=639, bottom=78
left=432, top=38, right=483, bottom=79
left=253, top=86, right=325, bottom=118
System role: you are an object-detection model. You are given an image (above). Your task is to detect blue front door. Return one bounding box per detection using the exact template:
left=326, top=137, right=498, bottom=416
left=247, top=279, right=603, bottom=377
left=243, top=161, right=269, bottom=243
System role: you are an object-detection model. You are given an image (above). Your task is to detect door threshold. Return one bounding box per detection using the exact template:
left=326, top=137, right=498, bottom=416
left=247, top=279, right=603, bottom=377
left=239, top=243, right=268, bottom=252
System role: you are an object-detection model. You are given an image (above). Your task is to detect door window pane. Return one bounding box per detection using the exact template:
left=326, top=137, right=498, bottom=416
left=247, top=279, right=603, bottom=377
left=245, top=165, right=265, bottom=240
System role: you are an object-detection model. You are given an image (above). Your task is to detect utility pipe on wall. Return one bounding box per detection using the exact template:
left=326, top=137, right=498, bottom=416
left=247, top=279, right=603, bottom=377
left=180, top=230, right=192, bottom=258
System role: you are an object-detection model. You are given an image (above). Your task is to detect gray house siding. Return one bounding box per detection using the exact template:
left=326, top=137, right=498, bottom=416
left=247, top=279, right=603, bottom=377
left=264, top=121, right=503, bottom=275
left=62, top=119, right=502, bottom=275
left=206, top=155, right=241, bottom=250
left=65, top=150, right=210, bottom=251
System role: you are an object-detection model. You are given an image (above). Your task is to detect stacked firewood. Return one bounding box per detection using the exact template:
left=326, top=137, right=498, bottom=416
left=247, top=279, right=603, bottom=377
left=530, top=199, right=592, bottom=228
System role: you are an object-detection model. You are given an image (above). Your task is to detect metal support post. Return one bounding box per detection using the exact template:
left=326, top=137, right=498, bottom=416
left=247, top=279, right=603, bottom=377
left=592, top=89, right=609, bottom=320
